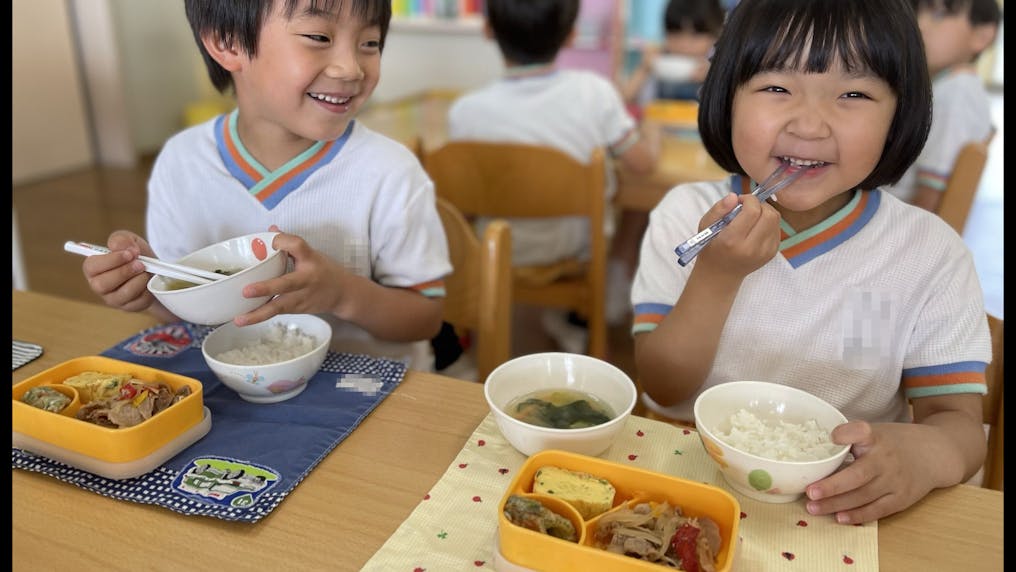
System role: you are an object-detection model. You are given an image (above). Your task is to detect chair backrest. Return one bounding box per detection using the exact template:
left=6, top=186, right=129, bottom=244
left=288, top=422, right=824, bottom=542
left=12, top=208, right=29, bottom=290
left=936, top=140, right=989, bottom=235
left=434, top=196, right=513, bottom=382
left=422, top=141, right=610, bottom=358
left=982, top=312, right=1003, bottom=491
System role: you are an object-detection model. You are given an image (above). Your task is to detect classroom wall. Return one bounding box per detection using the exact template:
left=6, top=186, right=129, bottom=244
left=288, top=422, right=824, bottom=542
left=111, top=0, right=209, bottom=156
left=377, top=22, right=504, bottom=102
left=12, top=0, right=93, bottom=185
left=13, top=0, right=1004, bottom=184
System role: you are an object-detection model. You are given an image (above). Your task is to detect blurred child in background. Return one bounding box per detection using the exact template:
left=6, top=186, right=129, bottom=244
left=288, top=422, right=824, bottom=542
left=80, top=0, right=451, bottom=370
left=632, top=0, right=991, bottom=524
left=447, top=0, right=659, bottom=355
left=886, top=0, right=1001, bottom=213
left=620, top=0, right=726, bottom=106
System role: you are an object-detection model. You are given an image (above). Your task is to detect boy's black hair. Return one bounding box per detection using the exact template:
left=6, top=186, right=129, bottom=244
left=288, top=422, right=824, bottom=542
left=664, top=0, right=726, bottom=35
left=184, top=0, right=392, bottom=94
left=698, top=0, right=932, bottom=190
left=912, top=0, right=1002, bottom=26
left=912, top=0, right=1002, bottom=61
left=484, top=0, right=580, bottom=65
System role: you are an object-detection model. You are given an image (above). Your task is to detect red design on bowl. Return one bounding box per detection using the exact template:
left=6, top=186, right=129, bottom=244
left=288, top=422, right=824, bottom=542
left=251, top=237, right=268, bottom=261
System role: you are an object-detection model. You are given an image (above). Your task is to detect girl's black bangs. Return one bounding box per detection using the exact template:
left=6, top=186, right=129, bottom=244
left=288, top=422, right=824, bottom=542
left=737, top=5, right=898, bottom=85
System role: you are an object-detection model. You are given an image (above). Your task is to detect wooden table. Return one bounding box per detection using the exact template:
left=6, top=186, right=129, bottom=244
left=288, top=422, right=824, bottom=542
left=12, top=290, right=1004, bottom=570
left=614, top=128, right=727, bottom=211
left=358, top=90, right=727, bottom=213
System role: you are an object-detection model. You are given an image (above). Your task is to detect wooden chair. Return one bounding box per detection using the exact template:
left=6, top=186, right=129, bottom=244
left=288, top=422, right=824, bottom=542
left=422, top=141, right=610, bottom=359
left=434, top=197, right=513, bottom=382
left=936, top=140, right=990, bottom=235
left=982, top=312, right=1003, bottom=491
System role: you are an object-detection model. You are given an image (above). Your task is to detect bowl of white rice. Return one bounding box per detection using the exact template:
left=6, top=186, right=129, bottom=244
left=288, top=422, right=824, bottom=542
left=693, top=381, right=850, bottom=503
left=201, top=314, right=332, bottom=403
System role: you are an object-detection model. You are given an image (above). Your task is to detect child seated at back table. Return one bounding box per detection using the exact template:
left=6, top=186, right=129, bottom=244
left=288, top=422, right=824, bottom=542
left=886, top=0, right=1001, bottom=213
left=79, top=0, right=451, bottom=370
left=620, top=0, right=726, bottom=106
left=631, top=0, right=992, bottom=524
left=446, top=0, right=659, bottom=355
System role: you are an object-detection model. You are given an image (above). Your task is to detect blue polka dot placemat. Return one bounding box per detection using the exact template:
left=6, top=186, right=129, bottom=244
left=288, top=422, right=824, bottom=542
left=11, top=322, right=407, bottom=523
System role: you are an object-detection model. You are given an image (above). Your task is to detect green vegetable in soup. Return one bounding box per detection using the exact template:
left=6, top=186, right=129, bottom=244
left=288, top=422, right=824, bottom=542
left=163, top=268, right=241, bottom=290
left=507, top=389, right=614, bottom=429
left=164, top=279, right=201, bottom=291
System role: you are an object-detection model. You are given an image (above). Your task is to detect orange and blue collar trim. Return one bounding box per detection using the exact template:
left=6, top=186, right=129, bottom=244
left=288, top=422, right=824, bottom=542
left=215, top=110, right=352, bottom=210
left=504, top=63, right=558, bottom=80
left=731, top=174, right=878, bottom=268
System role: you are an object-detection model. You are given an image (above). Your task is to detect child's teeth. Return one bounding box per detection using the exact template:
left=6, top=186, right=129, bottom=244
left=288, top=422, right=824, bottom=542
left=310, top=93, right=350, bottom=104
left=782, top=156, right=824, bottom=167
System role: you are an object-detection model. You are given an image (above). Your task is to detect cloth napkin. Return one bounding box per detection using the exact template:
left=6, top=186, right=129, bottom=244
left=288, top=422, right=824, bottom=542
left=362, top=413, right=878, bottom=571
left=11, top=321, right=407, bottom=523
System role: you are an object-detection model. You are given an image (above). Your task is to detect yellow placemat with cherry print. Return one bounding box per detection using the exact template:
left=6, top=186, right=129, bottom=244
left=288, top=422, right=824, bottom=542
left=362, top=413, right=877, bottom=571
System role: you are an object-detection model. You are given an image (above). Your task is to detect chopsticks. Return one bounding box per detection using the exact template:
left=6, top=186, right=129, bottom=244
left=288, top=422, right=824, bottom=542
left=674, top=164, right=805, bottom=267
left=63, top=241, right=225, bottom=285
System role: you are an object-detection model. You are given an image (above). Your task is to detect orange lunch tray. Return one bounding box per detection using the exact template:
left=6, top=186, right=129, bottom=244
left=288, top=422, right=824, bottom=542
left=12, top=356, right=205, bottom=464
left=497, top=450, right=741, bottom=572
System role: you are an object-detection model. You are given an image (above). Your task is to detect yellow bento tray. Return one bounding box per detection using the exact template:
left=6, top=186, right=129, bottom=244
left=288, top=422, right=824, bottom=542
left=12, top=356, right=205, bottom=464
left=497, top=450, right=741, bottom=572
left=642, top=100, right=699, bottom=126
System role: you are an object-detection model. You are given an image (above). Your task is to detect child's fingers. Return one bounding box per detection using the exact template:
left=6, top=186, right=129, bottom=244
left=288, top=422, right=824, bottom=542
left=831, top=420, right=876, bottom=450
left=107, top=273, right=157, bottom=312
left=699, top=192, right=740, bottom=228
left=82, top=249, right=140, bottom=278
left=106, top=230, right=159, bottom=258
left=233, top=296, right=283, bottom=327
left=739, top=197, right=781, bottom=245
left=269, top=231, right=309, bottom=258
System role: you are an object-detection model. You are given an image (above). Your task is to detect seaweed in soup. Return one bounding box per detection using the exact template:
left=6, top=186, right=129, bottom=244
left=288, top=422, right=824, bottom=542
left=507, top=389, right=614, bottom=429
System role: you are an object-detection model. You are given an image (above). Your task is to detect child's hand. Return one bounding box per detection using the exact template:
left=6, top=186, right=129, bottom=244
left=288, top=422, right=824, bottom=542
left=233, top=227, right=349, bottom=326
left=694, top=193, right=781, bottom=278
left=81, top=230, right=157, bottom=312
left=640, top=43, right=662, bottom=71
left=802, top=421, right=942, bottom=524
left=691, top=58, right=711, bottom=82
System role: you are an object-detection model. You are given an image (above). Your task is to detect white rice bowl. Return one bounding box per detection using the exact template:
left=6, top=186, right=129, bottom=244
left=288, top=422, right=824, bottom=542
left=202, top=314, right=332, bottom=404
left=717, top=409, right=840, bottom=462
left=215, top=323, right=319, bottom=366
left=694, top=381, right=851, bottom=503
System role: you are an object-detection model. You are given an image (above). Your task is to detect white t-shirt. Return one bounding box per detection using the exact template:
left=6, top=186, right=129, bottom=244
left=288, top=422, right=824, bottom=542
left=448, top=67, right=639, bottom=265
left=886, top=68, right=994, bottom=202
left=632, top=176, right=992, bottom=423
left=146, top=112, right=451, bottom=369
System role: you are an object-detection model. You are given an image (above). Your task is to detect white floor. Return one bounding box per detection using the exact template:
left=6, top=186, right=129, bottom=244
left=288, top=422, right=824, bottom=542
left=962, top=91, right=1003, bottom=319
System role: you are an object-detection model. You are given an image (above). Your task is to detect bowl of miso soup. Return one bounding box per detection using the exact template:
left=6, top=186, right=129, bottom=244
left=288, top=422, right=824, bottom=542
left=146, top=232, right=287, bottom=326
left=484, top=353, right=637, bottom=457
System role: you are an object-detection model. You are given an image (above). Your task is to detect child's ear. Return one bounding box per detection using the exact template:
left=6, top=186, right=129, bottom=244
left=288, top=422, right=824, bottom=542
left=201, top=33, right=244, bottom=72
left=563, top=27, right=577, bottom=48
left=970, top=23, right=998, bottom=56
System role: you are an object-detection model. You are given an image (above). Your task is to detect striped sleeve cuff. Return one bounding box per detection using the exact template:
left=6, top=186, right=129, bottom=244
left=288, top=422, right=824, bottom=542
left=631, top=302, right=671, bottom=335
left=902, top=361, right=988, bottom=399
left=410, top=279, right=446, bottom=298
left=916, top=168, right=948, bottom=192
left=608, top=127, right=640, bottom=158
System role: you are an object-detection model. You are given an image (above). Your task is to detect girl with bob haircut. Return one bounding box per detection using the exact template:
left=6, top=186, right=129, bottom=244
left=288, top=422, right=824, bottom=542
left=631, top=0, right=992, bottom=525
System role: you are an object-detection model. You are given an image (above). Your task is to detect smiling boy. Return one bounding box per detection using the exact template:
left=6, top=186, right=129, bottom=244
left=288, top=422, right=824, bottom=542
left=80, top=0, right=451, bottom=369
